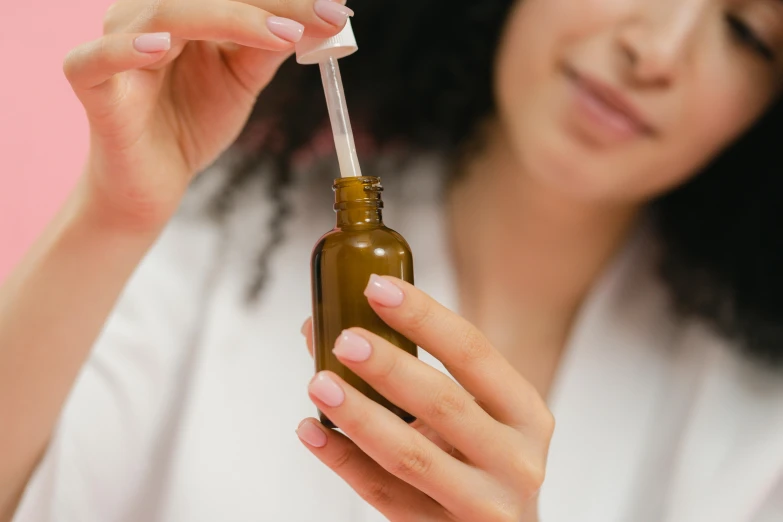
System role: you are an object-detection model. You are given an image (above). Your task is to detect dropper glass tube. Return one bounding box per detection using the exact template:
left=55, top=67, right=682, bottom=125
left=319, top=56, right=362, bottom=178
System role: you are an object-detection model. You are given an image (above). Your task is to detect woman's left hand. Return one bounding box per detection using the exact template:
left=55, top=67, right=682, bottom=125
left=298, top=276, right=554, bottom=522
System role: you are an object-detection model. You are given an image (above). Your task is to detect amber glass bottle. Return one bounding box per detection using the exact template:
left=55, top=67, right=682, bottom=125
left=311, top=176, right=417, bottom=429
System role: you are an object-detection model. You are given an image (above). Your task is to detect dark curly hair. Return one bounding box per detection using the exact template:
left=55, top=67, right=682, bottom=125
left=216, top=0, right=783, bottom=366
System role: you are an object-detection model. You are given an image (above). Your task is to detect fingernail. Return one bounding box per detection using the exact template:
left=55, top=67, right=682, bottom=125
left=297, top=419, right=328, bottom=448
left=301, top=318, right=311, bottom=337
left=309, top=372, right=345, bottom=407
left=266, top=17, right=305, bottom=43
left=133, top=33, right=171, bottom=53
left=333, top=330, right=372, bottom=362
left=314, top=0, right=354, bottom=27
left=364, top=274, right=404, bottom=308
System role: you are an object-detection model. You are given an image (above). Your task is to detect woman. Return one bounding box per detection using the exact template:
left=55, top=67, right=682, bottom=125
left=2, top=0, right=783, bottom=520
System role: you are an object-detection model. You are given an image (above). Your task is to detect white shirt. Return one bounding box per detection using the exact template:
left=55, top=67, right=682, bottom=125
left=14, top=162, right=783, bottom=522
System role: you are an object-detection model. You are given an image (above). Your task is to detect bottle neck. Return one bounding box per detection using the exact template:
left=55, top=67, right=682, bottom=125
left=336, top=207, right=383, bottom=228
left=333, top=176, right=384, bottom=229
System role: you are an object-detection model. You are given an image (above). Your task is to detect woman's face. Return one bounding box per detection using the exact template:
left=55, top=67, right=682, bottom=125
left=495, top=0, right=783, bottom=202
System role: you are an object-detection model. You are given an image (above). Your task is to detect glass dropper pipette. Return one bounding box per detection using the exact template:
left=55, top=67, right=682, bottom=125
left=319, top=56, right=362, bottom=178
left=295, top=20, right=362, bottom=178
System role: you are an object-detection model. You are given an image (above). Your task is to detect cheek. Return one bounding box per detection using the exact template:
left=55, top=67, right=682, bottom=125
left=644, top=65, right=775, bottom=196
left=496, top=0, right=629, bottom=91
left=493, top=1, right=581, bottom=177
left=498, top=1, right=576, bottom=84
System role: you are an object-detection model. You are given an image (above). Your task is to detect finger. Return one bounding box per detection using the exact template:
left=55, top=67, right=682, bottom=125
left=127, top=0, right=305, bottom=53
left=103, top=0, right=146, bottom=34
left=332, top=328, right=517, bottom=468
left=64, top=33, right=171, bottom=93
left=114, top=0, right=351, bottom=39
left=363, top=275, right=548, bottom=432
left=301, top=317, right=314, bottom=358
left=412, top=420, right=459, bottom=456
left=296, top=418, right=445, bottom=521
left=234, top=0, right=354, bottom=38
left=219, top=44, right=294, bottom=97
left=335, top=330, right=550, bottom=497
left=308, top=371, right=487, bottom=516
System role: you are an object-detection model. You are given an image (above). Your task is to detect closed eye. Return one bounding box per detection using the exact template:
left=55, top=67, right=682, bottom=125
left=726, top=14, right=776, bottom=61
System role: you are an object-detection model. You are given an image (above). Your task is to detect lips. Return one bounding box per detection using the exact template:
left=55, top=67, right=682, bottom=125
left=565, top=66, right=654, bottom=141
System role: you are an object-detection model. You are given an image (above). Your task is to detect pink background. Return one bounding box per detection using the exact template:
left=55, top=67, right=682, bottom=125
left=0, top=1, right=109, bottom=281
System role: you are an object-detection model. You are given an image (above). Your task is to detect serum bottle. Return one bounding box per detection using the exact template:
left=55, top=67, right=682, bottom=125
left=297, top=22, right=417, bottom=429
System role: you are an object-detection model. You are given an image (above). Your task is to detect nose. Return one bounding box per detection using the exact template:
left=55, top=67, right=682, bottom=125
left=617, top=0, right=710, bottom=86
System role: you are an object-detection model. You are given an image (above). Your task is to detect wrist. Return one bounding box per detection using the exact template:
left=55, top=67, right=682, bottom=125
left=75, top=165, right=181, bottom=238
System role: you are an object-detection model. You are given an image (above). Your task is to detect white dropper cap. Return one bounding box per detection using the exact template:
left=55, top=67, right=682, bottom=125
left=296, top=19, right=359, bottom=65
left=295, top=21, right=362, bottom=178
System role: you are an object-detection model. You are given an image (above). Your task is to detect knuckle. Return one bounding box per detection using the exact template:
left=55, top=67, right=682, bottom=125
left=506, top=451, right=529, bottom=479
left=527, top=466, right=547, bottom=496
left=425, top=384, right=468, bottom=424
left=335, top=411, right=367, bottom=439
left=267, top=0, right=288, bottom=12
left=219, top=3, right=254, bottom=28
left=103, top=0, right=144, bottom=33
left=138, top=0, right=168, bottom=29
left=541, top=409, right=556, bottom=438
left=455, top=327, right=491, bottom=366
left=358, top=475, right=395, bottom=507
left=268, top=0, right=298, bottom=17
left=525, top=396, right=556, bottom=439
left=376, top=346, right=401, bottom=381
left=473, top=499, right=520, bottom=522
left=102, top=3, right=120, bottom=33
left=330, top=445, right=355, bottom=471
left=95, top=36, right=110, bottom=57
left=508, top=453, right=546, bottom=497
left=62, top=43, right=95, bottom=84
left=62, top=48, right=81, bottom=82
left=403, top=300, right=435, bottom=336
left=388, top=443, right=432, bottom=480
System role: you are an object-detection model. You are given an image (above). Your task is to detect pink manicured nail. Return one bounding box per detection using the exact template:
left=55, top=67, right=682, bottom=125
left=133, top=33, right=171, bottom=53
left=267, top=17, right=305, bottom=43
left=364, top=274, right=404, bottom=308
left=333, top=330, right=372, bottom=362
left=297, top=419, right=328, bottom=448
left=309, top=373, right=345, bottom=407
left=314, top=0, right=354, bottom=27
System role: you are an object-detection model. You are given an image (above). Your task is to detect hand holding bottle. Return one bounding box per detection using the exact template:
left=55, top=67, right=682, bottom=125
left=299, top=276, right=553, bottom=522
left=64, top=0, right=352, bottom=231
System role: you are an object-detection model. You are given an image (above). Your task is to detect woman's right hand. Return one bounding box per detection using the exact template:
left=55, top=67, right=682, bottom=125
left=65, top=0, right=352, bottom=231
left=0, top=4, right=352, bottom=517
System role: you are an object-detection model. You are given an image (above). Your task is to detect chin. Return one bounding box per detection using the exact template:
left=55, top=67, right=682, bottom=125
left=515, top=130, right=622, bottom=203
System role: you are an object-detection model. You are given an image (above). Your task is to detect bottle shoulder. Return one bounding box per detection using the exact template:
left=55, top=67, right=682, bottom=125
left=312, top=226, right=413, bottom=255
left=317, top=225, right=408, bottom=240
